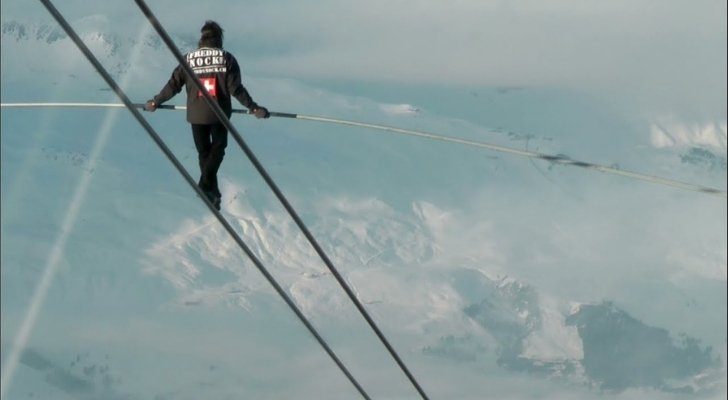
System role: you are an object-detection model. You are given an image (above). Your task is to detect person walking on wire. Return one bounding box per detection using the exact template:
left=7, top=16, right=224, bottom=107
left=144, top=20, right=269, bottom=210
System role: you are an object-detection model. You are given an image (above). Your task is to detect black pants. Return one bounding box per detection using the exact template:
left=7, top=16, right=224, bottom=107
left=192, top=123, right=228, bottom=197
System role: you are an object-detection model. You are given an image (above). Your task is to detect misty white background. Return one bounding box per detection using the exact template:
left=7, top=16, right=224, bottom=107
left=1, top=1, right=726, bottom=399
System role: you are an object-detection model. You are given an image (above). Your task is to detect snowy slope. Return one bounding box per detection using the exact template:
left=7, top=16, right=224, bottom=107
left=2, top=16, right=727, bottom=400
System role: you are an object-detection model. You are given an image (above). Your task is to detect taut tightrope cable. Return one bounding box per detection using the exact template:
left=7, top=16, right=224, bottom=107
left=132, top=0, right=432, bottom=398
left=33, top=1, right=371, bottom=398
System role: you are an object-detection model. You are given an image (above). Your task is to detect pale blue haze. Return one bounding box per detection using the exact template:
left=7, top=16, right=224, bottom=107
left=1, top=1, right=726, bottom=399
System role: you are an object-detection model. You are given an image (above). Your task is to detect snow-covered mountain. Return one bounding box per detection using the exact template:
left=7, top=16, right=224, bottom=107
left=1, top=13, right=726, bottom=400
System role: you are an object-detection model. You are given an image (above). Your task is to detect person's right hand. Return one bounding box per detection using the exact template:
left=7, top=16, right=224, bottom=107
left=144, top=100, right=157, bottom=112
left=253, top=107, right=270, bottom=119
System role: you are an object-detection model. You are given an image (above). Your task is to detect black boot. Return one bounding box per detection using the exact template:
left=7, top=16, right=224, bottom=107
left=206, top=191, right=221, bottom=211
left=200, top=188, right=221, bottom=211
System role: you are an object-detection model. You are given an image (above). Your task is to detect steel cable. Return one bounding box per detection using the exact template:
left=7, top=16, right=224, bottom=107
left=35, top=1, right=371, bottom=397
left=132, top=1, right=433, bottom=398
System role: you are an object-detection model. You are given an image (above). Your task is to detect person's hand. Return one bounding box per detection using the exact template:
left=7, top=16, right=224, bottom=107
left=253, top=107, right=270, bottom=119
left=144, top=100, right=157, bottom=112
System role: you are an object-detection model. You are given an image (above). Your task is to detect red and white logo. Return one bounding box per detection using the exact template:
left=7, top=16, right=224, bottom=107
left=198, top=77, right=217, bottom=97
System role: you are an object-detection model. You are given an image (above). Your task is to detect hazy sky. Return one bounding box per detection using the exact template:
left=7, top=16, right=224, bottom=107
left=1, top=2, right=726, bottom=398
left=4, top=0, right=727, bottom=119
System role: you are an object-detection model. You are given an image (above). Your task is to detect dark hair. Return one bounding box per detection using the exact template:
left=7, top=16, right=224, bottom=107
left=198, top=20, right=224, bottom=48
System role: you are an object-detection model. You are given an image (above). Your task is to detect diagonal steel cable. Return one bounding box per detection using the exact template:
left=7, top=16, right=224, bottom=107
left=132, top=1, right=432, bottom=398
left=35, top=0, right=371, bottom=397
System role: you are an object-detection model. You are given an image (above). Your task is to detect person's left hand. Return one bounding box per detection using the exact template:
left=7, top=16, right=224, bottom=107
left=144, top=100, right=157, bottom=112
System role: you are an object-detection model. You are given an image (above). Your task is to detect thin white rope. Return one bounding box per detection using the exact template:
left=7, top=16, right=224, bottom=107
left=2, top=102, right=725, bottom=198
left=0, top=21, right=153, bottom=398
left=0, top=102, right=186, bottom=110
left=296, top=115, right=727, bottom=197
